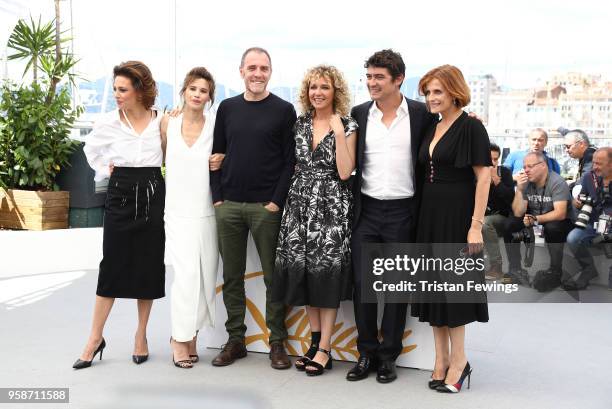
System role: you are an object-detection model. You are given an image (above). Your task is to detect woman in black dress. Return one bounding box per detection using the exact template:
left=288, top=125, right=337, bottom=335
left=273, top=65, right=357, bottom=375
left=74, top=61, right=165, bottom=369
left=411, top=65, right=491, bottom=392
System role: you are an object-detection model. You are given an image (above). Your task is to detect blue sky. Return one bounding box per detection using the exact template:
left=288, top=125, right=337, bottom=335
left=3, top=0, right=611, bottom=93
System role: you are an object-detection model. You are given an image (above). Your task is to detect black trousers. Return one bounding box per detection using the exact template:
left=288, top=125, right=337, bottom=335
left=351, top=194, right=415, bottom=362
left=503, top=216, right=573, bottom=273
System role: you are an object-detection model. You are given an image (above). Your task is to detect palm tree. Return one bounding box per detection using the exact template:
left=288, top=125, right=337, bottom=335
left=48, top=0, right=63, bottom=101
left=7, top=6, right=79, bottom=103
left=6, top=16, right=55, bottom=84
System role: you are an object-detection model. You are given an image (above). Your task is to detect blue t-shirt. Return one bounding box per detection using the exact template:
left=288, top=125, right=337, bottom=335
left=503, top=150, right=561, bottom=175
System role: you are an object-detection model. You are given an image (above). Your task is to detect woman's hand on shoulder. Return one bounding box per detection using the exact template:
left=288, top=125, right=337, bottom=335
left=467, top=111, right=483, bottom=123
left=330, top=114, right=345, bottom=137
left=167, top=107, right=182, bottom=118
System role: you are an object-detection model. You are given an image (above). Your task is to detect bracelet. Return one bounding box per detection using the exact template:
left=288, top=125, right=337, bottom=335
left=471, top=217, right=484, bottom=225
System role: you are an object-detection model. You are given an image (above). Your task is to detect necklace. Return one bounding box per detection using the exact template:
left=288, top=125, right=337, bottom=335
left=121, top=109, right=152, bottom=135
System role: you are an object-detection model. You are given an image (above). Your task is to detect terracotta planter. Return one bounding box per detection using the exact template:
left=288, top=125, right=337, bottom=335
left=0, top=188, right=69, bottom=230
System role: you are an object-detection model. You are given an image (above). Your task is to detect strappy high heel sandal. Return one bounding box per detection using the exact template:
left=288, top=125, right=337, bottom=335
left=170, top=337, right=193, bottom=369
left=305, top=348, right=332, bottom=376
left=295, top=343, right=319, bottom=371
left=295, top=331, right=321, bottom=371
left=189, top=331, right=199, bottom=363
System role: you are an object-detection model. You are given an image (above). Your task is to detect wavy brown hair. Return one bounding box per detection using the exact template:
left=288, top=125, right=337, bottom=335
left=298, top=65, right=351, bottom=116
left=418, top=64, right=471, bottom=108
left=113, top=60, right=158, bottom=109
left=179, top=66, right=216, bottom=106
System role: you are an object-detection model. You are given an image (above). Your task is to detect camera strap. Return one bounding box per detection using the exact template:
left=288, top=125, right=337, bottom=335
left=591, top=172, right=612, bottom=211
left=591, top=172, right=599, bottom=190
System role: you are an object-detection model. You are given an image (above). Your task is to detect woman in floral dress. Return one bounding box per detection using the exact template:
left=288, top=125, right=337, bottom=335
left=273, top=65, right=357, bottom=376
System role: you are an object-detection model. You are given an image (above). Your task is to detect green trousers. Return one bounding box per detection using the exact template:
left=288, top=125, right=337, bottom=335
left=215, top=200, right=287, bottom=344
left=483, top=213, right=508, bottom=265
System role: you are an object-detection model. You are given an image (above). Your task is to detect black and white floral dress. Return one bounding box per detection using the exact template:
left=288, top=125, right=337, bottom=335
left=273, top=112, right=357, bottom=308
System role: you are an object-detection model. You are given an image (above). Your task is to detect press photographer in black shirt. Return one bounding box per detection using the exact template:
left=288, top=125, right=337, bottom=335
left=483, top=143, right=514, bottom=280
left=564, top=148, right=612, bottom=290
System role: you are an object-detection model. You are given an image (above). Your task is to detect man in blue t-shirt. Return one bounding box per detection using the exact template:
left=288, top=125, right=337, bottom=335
left=564, top=148, right=612, bottom=290
left=503, top=128, right=561, bottom=181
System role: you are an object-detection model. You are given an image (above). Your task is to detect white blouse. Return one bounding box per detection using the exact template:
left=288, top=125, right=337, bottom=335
left=84, top=109, right=163, bottom=181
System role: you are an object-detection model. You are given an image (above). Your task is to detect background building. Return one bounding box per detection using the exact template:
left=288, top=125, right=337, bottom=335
left=488, top=72, right=612, bottom=145
left=466, top=74, right=498, bottom=124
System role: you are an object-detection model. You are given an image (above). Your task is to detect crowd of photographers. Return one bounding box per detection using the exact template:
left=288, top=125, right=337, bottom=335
left=484, top=128, right=612, bottom=292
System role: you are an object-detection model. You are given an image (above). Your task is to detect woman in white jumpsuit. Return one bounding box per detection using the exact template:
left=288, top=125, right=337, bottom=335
left=161, top=67, right=222, bottom=368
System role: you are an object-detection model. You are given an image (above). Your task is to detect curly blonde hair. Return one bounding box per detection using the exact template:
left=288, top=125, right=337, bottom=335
left=298, top=65, right=351, bottom=116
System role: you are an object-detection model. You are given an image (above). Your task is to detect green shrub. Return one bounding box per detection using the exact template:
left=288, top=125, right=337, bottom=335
left=0, top=15, right=83, bottom=191
left=0, top=81, right=83, bottom=190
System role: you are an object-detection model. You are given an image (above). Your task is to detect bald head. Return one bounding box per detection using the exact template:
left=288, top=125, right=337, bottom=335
left=528, top=128, right=548, bottom=152
left=523, top=151, right=548, bottom=184
left=596, top=147, right=612, bottom=161
left=592, top=147, right=612, bottom=179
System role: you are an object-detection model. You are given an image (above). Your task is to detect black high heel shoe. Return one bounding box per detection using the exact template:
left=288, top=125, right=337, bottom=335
left=73, top=338, right=106, bottom=370
left=132, top=337, right=148, bottom=364
left=295, top=342, right=319, bottom=371
left=428, top=367, right=449, bottom=390
left=436, top=362, right=472, bottom=393
left=305, top=348, right=333, bottom=376
left=295, top=331, right=321, bottom=371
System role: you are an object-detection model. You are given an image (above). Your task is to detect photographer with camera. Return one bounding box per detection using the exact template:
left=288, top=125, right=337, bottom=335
left=564, top=147, right=612, bottom=291
left=502, top=152, right=573, bottom=291
left=563, top=129, right=596, bottom=182
left=483, top=143, right=515, bottom=280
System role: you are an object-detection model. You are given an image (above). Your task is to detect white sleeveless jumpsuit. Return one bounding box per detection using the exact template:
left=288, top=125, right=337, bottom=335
left=164, top=113, right=219, bottom=342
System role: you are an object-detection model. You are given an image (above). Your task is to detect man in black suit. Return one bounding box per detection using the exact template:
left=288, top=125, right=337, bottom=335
left=347, top=49, right=436, bottom=383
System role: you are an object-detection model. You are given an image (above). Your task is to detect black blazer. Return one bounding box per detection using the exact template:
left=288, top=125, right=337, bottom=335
left=350, top=97, right=436, bottom=227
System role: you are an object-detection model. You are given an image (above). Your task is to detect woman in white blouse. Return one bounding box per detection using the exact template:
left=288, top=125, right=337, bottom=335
left=74, top=61, right=165, bottom=369
left=162, top=67, right=222, bottom=368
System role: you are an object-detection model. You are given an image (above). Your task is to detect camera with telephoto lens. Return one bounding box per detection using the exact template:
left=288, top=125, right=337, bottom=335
left=575, top=194, right=594, bottom=229
left=592, top=214, right=612, bottom=258
left=511, top=226, right=535, bottom=267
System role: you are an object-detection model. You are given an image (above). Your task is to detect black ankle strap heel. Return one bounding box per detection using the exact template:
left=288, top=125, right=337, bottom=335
left=305, top=348, right=332, bottom=376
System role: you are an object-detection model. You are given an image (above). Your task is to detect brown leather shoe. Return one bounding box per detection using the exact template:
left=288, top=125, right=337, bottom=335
left=485, top=262, right=503, bottom=281
left=269, top=342, right=290, bottom=370
left=211, top=340, right=247, bottom=366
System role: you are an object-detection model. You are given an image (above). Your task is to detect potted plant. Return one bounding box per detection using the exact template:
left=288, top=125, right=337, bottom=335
left=0, top=14, right=83, bottom=230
